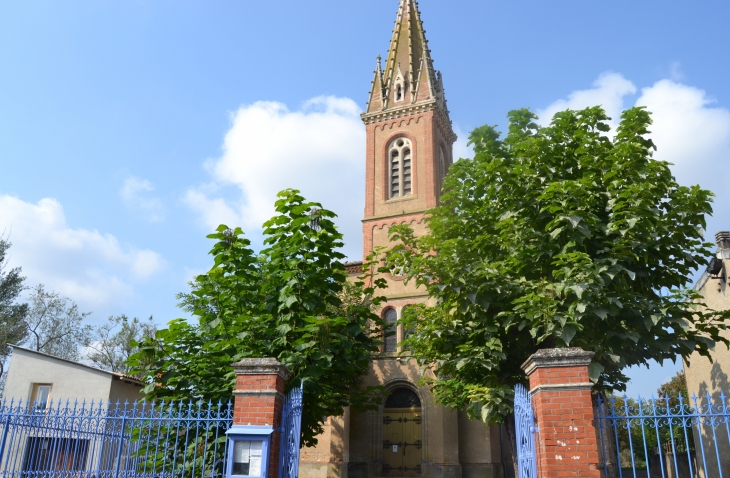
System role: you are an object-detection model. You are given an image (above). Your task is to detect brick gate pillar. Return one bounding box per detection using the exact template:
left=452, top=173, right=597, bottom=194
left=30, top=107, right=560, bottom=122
left=232, top=358, right=291, bottom=478
left=521, top=348, right=601, bottom=478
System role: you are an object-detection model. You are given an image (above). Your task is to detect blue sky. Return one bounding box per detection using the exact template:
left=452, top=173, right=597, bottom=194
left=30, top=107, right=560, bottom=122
left=1, top=0, right=729, bottom=398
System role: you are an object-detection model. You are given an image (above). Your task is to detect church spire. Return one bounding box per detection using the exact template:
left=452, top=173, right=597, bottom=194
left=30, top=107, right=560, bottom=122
left=365, top=0, right=449, bottom=118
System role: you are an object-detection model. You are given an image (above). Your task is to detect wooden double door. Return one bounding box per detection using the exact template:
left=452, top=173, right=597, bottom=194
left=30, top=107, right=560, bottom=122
left=382, top=408, right=422, bottom=477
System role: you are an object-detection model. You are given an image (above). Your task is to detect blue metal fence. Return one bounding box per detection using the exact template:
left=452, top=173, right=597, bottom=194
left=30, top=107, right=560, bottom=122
left=597, top=392, right=730, bottom=478
left=513, top=384, right=538, bottom=478
left=277, top=384, right=302, bottom=478
left=0, top=398, right=233, bottom=478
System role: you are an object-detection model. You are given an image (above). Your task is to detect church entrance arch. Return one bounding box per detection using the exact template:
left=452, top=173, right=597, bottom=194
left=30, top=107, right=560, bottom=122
left=382, top=388, right=422, bottom=477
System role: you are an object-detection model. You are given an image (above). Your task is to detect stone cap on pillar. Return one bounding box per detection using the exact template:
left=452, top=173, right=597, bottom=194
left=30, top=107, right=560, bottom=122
left=232, top=358, right=292, bottom=381
left=521, top=347, right=594, bottom=376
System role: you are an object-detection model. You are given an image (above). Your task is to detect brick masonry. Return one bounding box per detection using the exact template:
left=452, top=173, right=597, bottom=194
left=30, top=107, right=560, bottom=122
left=522, top=348, right=602, bottom=478
left=232, top=358, right=292, bottom=478
left=360, top=104, right=453, bottom=302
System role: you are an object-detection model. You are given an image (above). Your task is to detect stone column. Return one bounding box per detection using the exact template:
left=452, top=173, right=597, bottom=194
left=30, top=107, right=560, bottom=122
left=233, top=358, right=292, bottom=478
left=521, top=348, right=601, bottom=478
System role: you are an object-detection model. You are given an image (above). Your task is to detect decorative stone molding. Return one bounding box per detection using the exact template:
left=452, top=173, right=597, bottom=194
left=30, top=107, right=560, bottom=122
left=361, top=100, right=437, bottom=124
left=233, top=389, right=284, bottom=399
left=361, top=100, right=456, bottom=144
left=528, top=382, right=594, bottom=396
left=362, top=210, right=428, bottom=226
left=232, top=357, right=292, bottom=381
left=521, top=347, right=595, bottom=376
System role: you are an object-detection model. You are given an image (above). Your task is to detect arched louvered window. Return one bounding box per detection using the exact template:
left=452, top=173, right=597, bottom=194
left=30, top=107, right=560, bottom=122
left=393, top=74, right=405, bottom=103
left=389, top=138, right=413, bottom=199
left=439, top=147, right=446, bottom=190
left=383, top=308, right=398, bottom=353
left=401, top=305, right=415, bottom=350
left=401, top=305, right=415, bottom=340
left=391, top=150, right=400, bottom=198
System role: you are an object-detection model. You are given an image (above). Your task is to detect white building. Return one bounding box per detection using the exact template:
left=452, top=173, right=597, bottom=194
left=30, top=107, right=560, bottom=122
left=3, top=345, right=143, bottom=405
left=0, top=346, right=146, bottom=476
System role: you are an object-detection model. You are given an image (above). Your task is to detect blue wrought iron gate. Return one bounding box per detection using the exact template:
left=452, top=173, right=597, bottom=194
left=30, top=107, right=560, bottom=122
left=514, top=384, right=538, bottom=478
left=597, top=392, right=730, bottom=477
left=278, top=382, right=303, bottom=478
left=0, top=398, right=232, bottom=478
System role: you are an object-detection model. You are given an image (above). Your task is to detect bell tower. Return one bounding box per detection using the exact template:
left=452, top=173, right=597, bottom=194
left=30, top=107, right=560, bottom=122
left=297, top=4, right=500, bottom=478
left=361, top=0, right=456, bottom=305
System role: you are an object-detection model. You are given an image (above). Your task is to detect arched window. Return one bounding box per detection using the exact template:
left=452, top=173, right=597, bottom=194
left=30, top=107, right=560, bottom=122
left=401, top=305, right=416, bottom=350
left=383, top=308, right=398, bottom=353
left=400, top=305, right=415, bottom=340
left=393, top=71, right=405, bottom=103
left=389, top=138, right=413, bottom=199
left=439, top=147, right=446, bottom=189
left=384, top=388, right=421, bottom=409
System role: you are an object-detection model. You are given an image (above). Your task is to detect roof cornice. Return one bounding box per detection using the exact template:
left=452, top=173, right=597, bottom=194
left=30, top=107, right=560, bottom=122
left=8, top=344, right=143, bottom=384
left=361, top=99, right=456, bottom=143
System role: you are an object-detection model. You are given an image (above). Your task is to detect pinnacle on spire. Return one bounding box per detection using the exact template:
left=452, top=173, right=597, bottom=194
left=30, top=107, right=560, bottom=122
left=366, top=55, right=386, bottom=112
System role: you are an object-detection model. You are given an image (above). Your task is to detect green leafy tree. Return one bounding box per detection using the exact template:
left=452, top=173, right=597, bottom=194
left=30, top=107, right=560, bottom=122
left=128, top=189, right=385, bottom=446
left=657, top=370, right=691, bottom=404
left=0, top=238, right=28, bottom=379
left=387, top=106, right=730, bottom=425
left=85, top=315, right=156, bottom=374
left=655, top=371, right=695, bottom=452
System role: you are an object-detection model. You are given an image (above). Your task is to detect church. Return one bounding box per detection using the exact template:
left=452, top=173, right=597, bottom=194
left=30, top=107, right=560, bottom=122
left=299, top=2, right=502, bottom=478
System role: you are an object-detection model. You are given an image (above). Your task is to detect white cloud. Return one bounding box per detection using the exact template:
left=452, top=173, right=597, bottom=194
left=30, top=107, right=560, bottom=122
left=120, top=176, right=164, bottom=222
left=131, top=250, right=165, bottom=280
left=0, top=195, right=165, bottom=308
left=452, top=124, right=473, bottom=161
left=636, top=80, right=730, bottom=239
left=536, top=72, right=637, bottom=128
left=183, top=186, right=242, bottom=233
left=185, top=96, right=366, bottom=259
left=636, top=80, right=730, bottom=180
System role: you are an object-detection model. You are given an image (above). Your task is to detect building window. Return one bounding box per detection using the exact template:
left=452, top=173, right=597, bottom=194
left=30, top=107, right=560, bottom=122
left=383, top=308, right=398, bottom=353
left=384, top=388, right=421, bottom=409
left=389, top=138, right=413, bottom=199
left=31, top=383, right=52, bottom=410
left=439, top=147, right=446, bottom=190
left=401, top=306, right=416, bottom=350
left=393, top=73, right=405, bottom=103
